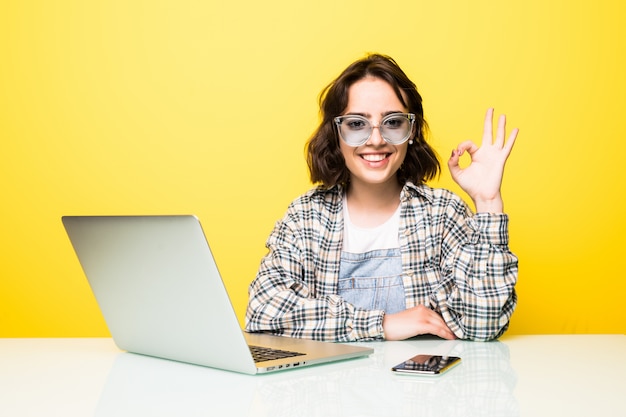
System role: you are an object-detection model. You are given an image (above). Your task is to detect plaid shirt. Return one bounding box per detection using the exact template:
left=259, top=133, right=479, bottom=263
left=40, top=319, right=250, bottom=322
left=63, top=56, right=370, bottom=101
left=245, top=182, right=518, bottom=342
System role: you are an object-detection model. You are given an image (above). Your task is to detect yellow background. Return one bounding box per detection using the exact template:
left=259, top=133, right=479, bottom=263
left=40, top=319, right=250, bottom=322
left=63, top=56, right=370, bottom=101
left=1, top=1, right=624, bottom=337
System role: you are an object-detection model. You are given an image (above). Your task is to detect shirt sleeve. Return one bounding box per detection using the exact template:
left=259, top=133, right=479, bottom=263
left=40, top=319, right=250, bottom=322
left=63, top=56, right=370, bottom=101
left=245, top=212, right=385, bottom=342
left=432, top=201, right=518, bottom=341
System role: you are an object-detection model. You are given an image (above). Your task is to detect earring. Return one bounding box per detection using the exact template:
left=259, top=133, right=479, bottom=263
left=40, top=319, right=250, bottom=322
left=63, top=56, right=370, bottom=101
left=408, top=140, right=414, bottom=145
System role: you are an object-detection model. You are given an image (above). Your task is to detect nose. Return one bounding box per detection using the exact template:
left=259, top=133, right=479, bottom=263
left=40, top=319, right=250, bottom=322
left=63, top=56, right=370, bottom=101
left=366, top=124, right=385, bottom=146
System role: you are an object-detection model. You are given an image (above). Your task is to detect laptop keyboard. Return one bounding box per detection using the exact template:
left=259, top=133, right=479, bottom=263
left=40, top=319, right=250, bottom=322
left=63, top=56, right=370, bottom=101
left=249, top=345, right=305, bottom=363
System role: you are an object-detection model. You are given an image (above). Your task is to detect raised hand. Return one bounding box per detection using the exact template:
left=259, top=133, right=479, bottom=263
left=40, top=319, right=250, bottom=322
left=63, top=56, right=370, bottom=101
left=447, top=108, right=519, bottom=213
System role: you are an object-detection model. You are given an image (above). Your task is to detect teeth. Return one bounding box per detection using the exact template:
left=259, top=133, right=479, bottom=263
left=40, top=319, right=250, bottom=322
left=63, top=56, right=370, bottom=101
left=362, top=154, right=387, bottom=162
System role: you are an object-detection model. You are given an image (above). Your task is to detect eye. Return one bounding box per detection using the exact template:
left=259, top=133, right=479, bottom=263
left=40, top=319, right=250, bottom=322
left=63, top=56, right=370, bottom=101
left=344, top=118, right=368, bottom=130
left=382, top=116, right=407, bottom=129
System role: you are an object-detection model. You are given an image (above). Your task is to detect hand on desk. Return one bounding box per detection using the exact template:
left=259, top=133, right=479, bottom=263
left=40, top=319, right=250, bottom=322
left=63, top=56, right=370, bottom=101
left=382, top=305, right=456, bottom=341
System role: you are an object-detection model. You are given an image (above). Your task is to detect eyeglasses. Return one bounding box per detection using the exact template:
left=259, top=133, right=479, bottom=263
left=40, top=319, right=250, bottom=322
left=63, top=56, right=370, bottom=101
left=334, top=113, right=415, bottom=147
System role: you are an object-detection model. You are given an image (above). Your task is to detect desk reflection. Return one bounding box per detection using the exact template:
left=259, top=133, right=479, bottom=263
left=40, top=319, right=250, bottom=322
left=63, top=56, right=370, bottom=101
left=96, top=339, right=517, bottom=417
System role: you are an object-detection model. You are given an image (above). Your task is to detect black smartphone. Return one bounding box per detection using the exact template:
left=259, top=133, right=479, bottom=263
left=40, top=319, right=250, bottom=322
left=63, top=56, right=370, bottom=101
left=391, top=354, right=462, bottom=375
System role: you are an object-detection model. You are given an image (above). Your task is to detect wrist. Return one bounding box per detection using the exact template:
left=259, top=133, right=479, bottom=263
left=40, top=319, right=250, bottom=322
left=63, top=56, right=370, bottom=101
left=473, top=195, right=504, bottom=213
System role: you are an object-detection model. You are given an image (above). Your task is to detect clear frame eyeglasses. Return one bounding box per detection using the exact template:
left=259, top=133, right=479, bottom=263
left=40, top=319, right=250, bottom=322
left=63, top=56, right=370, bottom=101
left=334, top=113, right=415, bottom=147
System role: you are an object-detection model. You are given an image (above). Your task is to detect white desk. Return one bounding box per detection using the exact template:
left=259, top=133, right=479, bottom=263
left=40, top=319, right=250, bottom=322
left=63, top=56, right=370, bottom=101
left=0, top=335, right=624, bottom=416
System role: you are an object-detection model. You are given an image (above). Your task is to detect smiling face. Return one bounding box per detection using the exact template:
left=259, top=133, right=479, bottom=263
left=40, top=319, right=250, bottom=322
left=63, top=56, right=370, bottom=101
left=339, top=77, right=409, bottom=190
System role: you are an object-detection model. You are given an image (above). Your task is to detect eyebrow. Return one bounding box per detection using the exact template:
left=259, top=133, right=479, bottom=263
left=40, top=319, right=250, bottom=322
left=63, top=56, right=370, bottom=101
left=343, top=110, right=406, bottom=118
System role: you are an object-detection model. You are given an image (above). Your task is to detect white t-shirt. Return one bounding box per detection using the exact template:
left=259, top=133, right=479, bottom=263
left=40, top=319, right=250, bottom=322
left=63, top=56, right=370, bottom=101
left=342, top=196, right=400, bottom=253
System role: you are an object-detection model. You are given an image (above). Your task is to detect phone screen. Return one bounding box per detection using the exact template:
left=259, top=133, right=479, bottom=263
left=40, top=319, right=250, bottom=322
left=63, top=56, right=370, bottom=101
left=391, top=354, right=461, bottom=375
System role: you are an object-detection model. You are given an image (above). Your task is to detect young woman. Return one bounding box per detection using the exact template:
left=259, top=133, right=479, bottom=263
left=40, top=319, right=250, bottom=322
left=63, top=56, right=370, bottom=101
left=246, top=54, right=519, bottom=342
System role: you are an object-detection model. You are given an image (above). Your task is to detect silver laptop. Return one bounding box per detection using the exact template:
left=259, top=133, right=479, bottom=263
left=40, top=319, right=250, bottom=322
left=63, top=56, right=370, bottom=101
left=62, top=215, right=373, bottom=374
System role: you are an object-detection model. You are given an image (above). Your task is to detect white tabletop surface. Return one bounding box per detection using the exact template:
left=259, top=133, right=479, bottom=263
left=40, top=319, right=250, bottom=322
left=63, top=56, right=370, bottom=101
left=0, top=334, right=624, bottom=416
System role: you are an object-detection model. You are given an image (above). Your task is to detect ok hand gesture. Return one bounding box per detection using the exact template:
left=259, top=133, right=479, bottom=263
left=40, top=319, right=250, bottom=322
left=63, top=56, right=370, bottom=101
left=447, top=108, right=519, bottom=213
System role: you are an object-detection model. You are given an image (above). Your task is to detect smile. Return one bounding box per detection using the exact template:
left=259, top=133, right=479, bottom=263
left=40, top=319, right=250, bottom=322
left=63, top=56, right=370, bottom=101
left=360, top=153, right=390, bottom=162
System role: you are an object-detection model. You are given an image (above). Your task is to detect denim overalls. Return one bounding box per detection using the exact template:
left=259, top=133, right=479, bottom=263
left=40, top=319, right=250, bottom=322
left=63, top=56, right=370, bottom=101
left=338, top=201, right=406, bottom=314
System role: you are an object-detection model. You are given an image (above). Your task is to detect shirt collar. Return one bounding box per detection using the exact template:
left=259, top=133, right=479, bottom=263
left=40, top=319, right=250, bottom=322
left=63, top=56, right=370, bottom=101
left=401, top=181, right=434, bottom=203
left=313, top=181, right=434, bottom=204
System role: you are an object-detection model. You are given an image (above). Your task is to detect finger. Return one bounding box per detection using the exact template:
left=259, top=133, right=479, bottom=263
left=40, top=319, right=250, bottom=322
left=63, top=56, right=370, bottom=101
left=437, top=328, right=457, bottom=340
left=427, top=320, right=453, bottom=338
left=429, top=317, right=457, bottom=340
left=495, top=114, right=507, bottom=147
left=504, top=127, right=519, bottom=153
left=456, top=140, right=479, bottom=156
left=482, top=108, right=495, bottom=146
left=448, top=141, right=478, bottom=177
left=447, top=149, right=460, bottom=170
left=411, top=306, right=457, bottom=340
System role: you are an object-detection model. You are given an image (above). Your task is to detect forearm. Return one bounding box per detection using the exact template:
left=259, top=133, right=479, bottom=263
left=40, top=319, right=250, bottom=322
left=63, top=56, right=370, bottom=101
left=246, top=283, right=384, bottom=341
left=437, top=213, right=519, bottom=340
left=438, top=269, right=518, bottom=341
